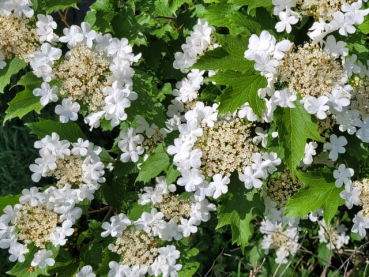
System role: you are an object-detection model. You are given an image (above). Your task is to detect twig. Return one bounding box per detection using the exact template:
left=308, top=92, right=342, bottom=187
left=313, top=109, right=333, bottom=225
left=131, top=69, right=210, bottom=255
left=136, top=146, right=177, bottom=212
left=102, top=206, right=114, bottom=223
left=154, top=15, right=177, bottom=20
left=321, top=255, right=332, bottom=277
left=88, top=206, right=110, bottom=214
left=331, top=241, right=369, bottom=276
left=273, top=247, right=290, bottom=277
left=187, top=233, right=194, bottom=246
left=58, top=8, right=70, bottom=28
left=279, top=232, right=308, bottom=277
left=291, top=256, right=304, bottom=277
left=204, top=248, right=224, bottom=277
left=230, top=240, right=258, bottom=252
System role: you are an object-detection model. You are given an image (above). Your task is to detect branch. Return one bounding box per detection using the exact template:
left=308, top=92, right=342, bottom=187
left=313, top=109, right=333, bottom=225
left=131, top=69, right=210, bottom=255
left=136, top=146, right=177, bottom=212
left=58, top=8, right=70, bottom=28
left=204, top=248, right=224, bottom=277
left=154, top=15, right=177, bottom=20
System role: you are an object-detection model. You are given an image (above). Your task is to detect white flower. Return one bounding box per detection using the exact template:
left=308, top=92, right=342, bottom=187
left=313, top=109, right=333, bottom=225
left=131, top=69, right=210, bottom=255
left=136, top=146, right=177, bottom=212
left=252, top=127, right=268, bottom=147
left=101, top=214, right=131, bottom=238
left=76, top=265, right=96, bottom=277
left=148, top=257, right=169, bottom=277
left=0, top=205, right=21, bottom=224
left=55, top=99, right=80, bottom=123
left=304, top=96, right=329, bottom=119
left=108, top=261, right=131, bottom=277
left=274, top=88, right=296, bottom=108
left=158, top=245, right=180, bottom=266
left=330, top=12, right=356, bottom=36
left=336, top=109, right=359, bottom=135
left=303, top=142, right=317, bottom=165
left=327, top=89, right=350, bottom=112
left=344, top=54, right=361, bottom=78
left=352, top=211, right=369, bottom=237
left=177, top=168, right=204, bottom=192
left=272, top=40, right=292, bottom=60
left=136, top=117, right=157, bottom=137
left=118, top=128, right=144, bottom=152
left=210, top=174, right=229, bottom=199
left=254, top=52, right=279, bottom=74
left=323, top=134, right=347, bottom=161
left=239, top=166, right=264, bottom=189
left=31, top=249, right=55, bottom=268
left=308, top=18, right=330, bottom=40
left=72, top=138, right=89, bottom=156
left=59, top=25, right=84, bottom=48
left=0, top=52, right=6, bottom=69
left=190, top=198, right=216, bottom=222
left=33, top=82, right=58, bottom=106
left=244, top=31, right=275, bottom=61
left=19, top=187, right=44, bottom=206
left=85, top=111, right=105, bottom=131
left=272, top=0, right=297, bottom=15
left=275, top=9, right=299, bottom=33
left=81, top=22, right=97, bottom=48
left=324, top=35, right=348, bottom=57
left=340, top=182, right=361, bottom=209
left=10, top=0, right=34, bottom=18
left=9, top=242, right=29, bottom=262
left=342, top=0, right=369, bottom=25
left=178, top=217, right=198, bottom=237
left=333, top=164, right=354, bottom=188
left=238, top=103, right=258, bottom=121
left=178, top=120, right=203, bottom=144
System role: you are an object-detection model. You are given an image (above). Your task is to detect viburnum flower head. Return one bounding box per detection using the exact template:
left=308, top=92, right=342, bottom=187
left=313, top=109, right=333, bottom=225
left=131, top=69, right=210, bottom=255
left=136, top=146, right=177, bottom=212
left=76, top=265, right=96, bottom=277
left=59, top=25, right=84, bottom=48
left=254, top=52, right=279, bottom=75
left=352, top=211, right=369, bottom=237
left=274, top=88, right=296, bottom=108
left=210, top=174, right=230, bottom=199
left=239, top=166, right=264, bottom=189
left=340, top=182, right=361, bottom=209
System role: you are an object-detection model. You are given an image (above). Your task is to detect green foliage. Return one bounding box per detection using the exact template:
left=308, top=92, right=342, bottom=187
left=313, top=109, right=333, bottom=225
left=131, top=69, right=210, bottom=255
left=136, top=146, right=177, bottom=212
left=3, top=89, right=43, bottom=124
left=192, top=34, right=253, bottom=72
left=274, top=97, right=324, bottom=176
left=0, top=58, right=27, bottom=93
left=202, top=3, right=240, bottom=28
left=0, top=194, right=21, bottom=215
left=26, top=118, right=87, bottom=142
left=285, top=167, right=345, bottom=225
left=210, top=71, right=267, bottom=116
left=217, top=173, right=264, bottom=250
left=43, top=0, right=83, bottom=13
left=136, top=143, right=170, bottom=182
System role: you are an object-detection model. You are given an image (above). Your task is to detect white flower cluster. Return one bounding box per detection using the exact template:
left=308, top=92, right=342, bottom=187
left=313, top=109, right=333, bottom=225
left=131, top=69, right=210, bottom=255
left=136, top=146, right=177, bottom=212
left=101, top=212, right=182, bottom=277
left=0, top=186, right=84, bottom=266
left=273, top=0, right=369, bottom=43
left=137, top=176, right=216, bottom=238
left=31, top=21, right=141, bottom=128
left=173, top=19, right=215, bottom=73
left=260, top=218, right=300, bottom=264
left=118, top=117, right=166, bottom=163
left=167, top=102, right=281, bottom=199
left=318, top=220, right=350, bottom=250
left=0, top=0, right=34, bottom=18
left=29, top=133, right=105, bottom=201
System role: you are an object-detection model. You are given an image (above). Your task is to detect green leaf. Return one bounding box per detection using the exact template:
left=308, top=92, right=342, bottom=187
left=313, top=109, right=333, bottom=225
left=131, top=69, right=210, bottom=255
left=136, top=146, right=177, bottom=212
left=26, top=118, right=87, bottom=141
left=0, top=194, right=21, bottom=215
left=226, top=11, right=261, bottom=34
left=127, top=70, right=167, bottom=128
left=44, top=0, right=83, bottom=13
left=202, top=3, right=240, bottom=28
left=136, top=143, right=170, bottom=182
left=113, top=160, right=136, bottom=176
left=14, top=72, right=43, bottom=91
left=166, top=164, right=181, bottom=184
left=211, top=71, right=267, bottom=116
left=273, top=97, right=324, bottom=176
left=80, top=242, right=104, bottom=270
left=128, top=203, right=152, bottom=221
left=111, top=7, right=141, bottom=41
left=285, top=167, right=345, bottom=225
left=3, top=88, right=44, bottom=124
left=358, top=16, right=369, bottom=34
left=198, top=83, right=221, bottom=102
left=0, top=57, right=27, bottom=93
left=228, top=0, right=273, bottom=9
left=216, top=173, right=264, bottom=249
left=192, top=34, right=253, bottom=73
left=168, top=0, right=192, bottom=12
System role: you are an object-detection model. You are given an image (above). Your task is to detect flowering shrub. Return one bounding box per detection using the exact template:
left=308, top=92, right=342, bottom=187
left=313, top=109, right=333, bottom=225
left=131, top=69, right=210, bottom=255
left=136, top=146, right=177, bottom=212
left=2, top=0, right=369, bottom=276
